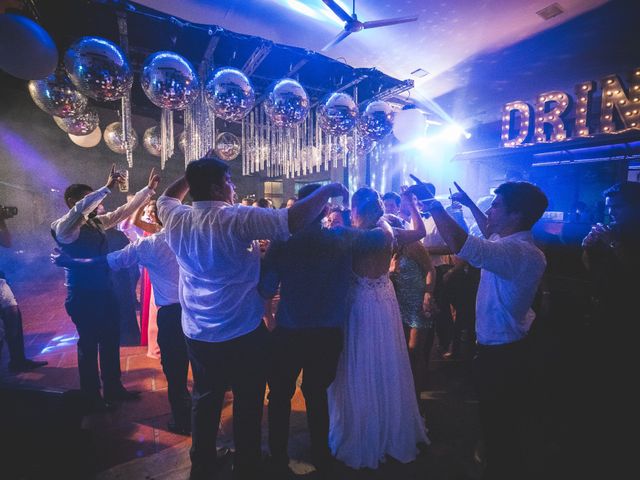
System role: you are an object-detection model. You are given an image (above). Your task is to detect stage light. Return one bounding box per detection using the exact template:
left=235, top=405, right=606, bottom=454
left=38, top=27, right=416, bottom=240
left=443, top=124, right=471, bottom=141
left=413, top=136, right=430, bottom=150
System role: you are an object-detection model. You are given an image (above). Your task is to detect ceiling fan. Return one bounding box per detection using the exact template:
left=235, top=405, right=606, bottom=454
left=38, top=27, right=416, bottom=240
left=321, top=0, right=418, bottom=51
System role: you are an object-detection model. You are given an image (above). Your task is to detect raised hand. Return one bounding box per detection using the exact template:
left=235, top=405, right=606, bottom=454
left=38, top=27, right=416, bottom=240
left=105, top=164, right=123, bottom=190
left=147, top=167, right=160, bottom=191
left=582, top=223, right=614, bottom=248
left=325, top=182, right=350, bottom=204
left=405, top=174, right=434, bottom=200
left=451, top=181, right=474, bottom=208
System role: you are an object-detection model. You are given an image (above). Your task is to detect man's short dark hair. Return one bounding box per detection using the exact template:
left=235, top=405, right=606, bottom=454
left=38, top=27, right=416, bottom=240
left=603, top=181, right=640, bottom=206
left=382, top=192, right=401, bottom=206
left=256, top=198, right=272, bottom=208
left=185, top=156, right=230, bottom=201
left=494, top=181, right=548, bottom=230
left=298, top=184, right=322, bottom=200
left=64, top=184, right=93, bottom=207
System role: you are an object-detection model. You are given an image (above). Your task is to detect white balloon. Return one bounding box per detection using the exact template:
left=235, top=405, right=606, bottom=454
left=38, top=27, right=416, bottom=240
left=69, top=127, right=102, bottom=148
left=392, top=108, right=427, bottom=143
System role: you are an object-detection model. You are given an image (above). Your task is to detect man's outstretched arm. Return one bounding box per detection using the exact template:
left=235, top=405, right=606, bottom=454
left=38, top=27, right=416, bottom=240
left=423, top=200, right=468, bottom=254
left=163, top=175, right=189, bottom=202
left=287, top=183, right=349, bottom=234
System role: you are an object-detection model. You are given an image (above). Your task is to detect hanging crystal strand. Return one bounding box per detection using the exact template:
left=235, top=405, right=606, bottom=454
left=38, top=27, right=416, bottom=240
left=289, top=129, right=293, bottom=179
left=289, top=127, right=293, bottom=178
left=282, top=128, right=286, bottom=178
left=185, top=99, right=194, bottom=162
left=249, top=110, right=255, bottom=174
left=259, top=107, right=264, bottom=175
left=257, top=107, right=263, bottom=173
left=168, top=110, right=175, bottom=159
left=211, top=109, right=216, bottom=156
left=120, top=93, right=134, bottom=168
left=291, top=129, right=296, bottom=178
left=307, top=112, right=313, bottom=173
left=256, top=110, right=261, bottom=174
left=241, top=118, right=246, bottom=176
left=300, top=118, right=304, bottom=176
left=245, top=113, right=249, bottom=174
left=294, top=125, right=299, bottom=177
left=161, top=108, right=170, bottom=170
left=343, top=134, right=347, bottom=169
left=272, top=122, right=278, bottom=177
left=280, top=129, right=286, bottom=179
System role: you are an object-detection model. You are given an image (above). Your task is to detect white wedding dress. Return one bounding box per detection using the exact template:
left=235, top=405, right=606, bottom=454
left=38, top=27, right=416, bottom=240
left=328, top=271, right=429, bottom=469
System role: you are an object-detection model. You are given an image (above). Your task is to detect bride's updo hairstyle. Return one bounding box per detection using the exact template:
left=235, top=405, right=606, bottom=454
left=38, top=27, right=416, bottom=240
left=352, top=187, right=384, bottom=223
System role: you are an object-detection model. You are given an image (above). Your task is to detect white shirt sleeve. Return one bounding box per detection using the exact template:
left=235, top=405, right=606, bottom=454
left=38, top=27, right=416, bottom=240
left=96, top=186, right=154, bottom=230
left=51, top=186, right=111, bottom=244
left=458, top=234, right=527, bottom=279
left=156, top=195, right=188, bottom=228
left=106, top=240, right=142, bottom=271
left=234, top=206, right=290, bottom=243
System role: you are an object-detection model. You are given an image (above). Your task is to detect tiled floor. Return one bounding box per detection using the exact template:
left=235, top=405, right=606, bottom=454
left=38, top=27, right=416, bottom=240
left=1, top=261, right=484, bottom=479
left=0, top=265, right=198, bottom=471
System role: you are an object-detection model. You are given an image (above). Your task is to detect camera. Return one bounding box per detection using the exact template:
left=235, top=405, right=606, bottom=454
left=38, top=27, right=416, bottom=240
left=0, top=206, right=18, bottom=219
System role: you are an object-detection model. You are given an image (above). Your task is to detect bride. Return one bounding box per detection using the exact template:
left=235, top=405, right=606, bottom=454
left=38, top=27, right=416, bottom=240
left=328, top=187, right=429, bottom=469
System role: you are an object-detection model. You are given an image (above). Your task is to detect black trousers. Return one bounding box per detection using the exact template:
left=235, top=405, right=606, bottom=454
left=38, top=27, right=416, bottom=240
left=64, top=289, right=122, bottom=398
left=267, top=327, right=343, bottom=469
left=0, top=305, right=27, bottom=364
left=433, top=264, right=454, bottom=350
left=449, top=266, right=480, bottom=359
left=473, top=338, right=536, bottom=480
left=186, top=323, right=269, bottom=480
left=156, top=303, right=191, bottom=426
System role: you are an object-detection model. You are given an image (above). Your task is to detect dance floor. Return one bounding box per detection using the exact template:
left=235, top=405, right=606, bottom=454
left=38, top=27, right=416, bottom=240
left=0, top=260, right=483, bottom=479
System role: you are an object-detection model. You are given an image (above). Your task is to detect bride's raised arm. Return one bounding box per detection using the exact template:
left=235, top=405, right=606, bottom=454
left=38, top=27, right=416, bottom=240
left=394, top=192, right=426, bottom=247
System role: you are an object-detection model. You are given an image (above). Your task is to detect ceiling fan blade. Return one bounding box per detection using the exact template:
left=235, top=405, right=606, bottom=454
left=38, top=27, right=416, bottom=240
left=363, top=15, right=418, bottom=29
left=321, top=0, right=353, bottom=23
left=321, top=30, right=352, bottom=51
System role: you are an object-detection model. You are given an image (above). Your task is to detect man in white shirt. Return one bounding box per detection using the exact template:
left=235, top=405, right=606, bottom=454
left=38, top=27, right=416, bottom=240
left=423, top=180, right=548, bottom=480
left=51, top=165, right=158, bottom=410
left=157, top=156, right=348, bottom=480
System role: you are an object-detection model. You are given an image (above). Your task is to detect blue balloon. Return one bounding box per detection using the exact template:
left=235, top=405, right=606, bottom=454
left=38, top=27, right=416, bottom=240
left=318, top=92, right=358, bottom=135
left=0, top=14, right=58, bottom=80
left=360, top=100, right=394, bottom=141
left=64, top=36, right=132, bottom=101
left=264, top=79, right=309, bottom=128
left=141, top=52, right=199, bottom=110
left=204, top=67, right=255, bottom=121
left=28, top=70, right=88, bottom=118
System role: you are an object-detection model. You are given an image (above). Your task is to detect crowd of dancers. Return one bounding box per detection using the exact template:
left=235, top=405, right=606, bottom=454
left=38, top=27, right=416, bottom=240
left=2, top=153, right=638, bottom=480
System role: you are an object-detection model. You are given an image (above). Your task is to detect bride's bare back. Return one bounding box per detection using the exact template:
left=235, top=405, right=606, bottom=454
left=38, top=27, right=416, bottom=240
left=351, top=225, right=394, bottom=279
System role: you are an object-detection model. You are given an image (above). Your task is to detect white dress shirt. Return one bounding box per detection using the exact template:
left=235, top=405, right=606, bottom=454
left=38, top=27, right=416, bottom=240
left=51, top=186, right=154, bottom=244
left=157, top=196, right=290, bottom=343
left=458, top=231, right=546, bottom=346
left=107, top=231, right=179, bottom=307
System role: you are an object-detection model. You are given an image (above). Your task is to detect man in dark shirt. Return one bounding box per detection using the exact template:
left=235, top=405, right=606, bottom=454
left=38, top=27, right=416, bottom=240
left=259, top=184, right=351, bottom=478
